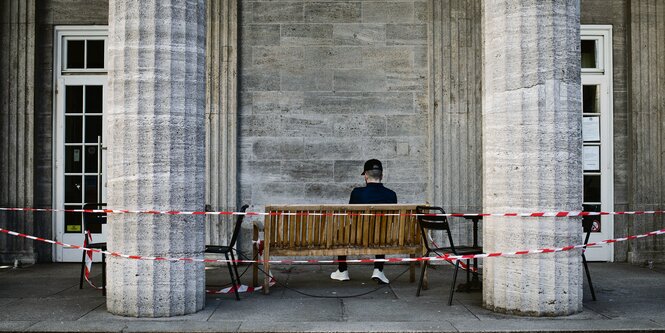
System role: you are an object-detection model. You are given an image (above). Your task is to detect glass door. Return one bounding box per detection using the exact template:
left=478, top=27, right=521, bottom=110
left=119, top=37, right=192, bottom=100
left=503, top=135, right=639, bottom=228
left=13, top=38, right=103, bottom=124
left=54, top=27, right=108, bottom=262
left=55, top=77, right=107, bottom=262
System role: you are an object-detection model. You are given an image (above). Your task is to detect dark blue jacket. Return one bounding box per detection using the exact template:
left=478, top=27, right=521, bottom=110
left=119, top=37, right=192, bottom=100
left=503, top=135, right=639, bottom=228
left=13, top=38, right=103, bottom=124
left=349, top=183, right=397, bottom=204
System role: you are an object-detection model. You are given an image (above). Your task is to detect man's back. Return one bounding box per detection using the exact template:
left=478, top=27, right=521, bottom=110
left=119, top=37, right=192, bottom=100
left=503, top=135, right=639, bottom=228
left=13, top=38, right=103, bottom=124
left=349, top=183, right=397, bottom=204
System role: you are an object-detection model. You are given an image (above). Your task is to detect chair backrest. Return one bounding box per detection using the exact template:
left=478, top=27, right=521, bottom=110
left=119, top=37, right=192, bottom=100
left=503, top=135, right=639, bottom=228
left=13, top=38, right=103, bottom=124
left=582, top=217, right=594, bottom=244
left=82, top=203, right=107, bottom=234
left=228, top=205, right=249, bottom=248
left=416, top=206, right=457, bottom=253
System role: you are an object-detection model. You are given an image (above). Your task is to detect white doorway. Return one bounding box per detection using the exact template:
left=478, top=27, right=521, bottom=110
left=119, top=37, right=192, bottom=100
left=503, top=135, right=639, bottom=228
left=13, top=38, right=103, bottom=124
left=581, top=25, right=614, bottom=262
left=53, top=26, right=108, bottom=262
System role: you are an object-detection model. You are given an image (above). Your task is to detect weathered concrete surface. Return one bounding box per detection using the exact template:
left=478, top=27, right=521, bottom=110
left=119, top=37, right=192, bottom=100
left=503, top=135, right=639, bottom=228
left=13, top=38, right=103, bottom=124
left=1, top=263, right=665, bottom=332
left=106, top=0, right=207, bottom=317
left=482, top=0, right=583, bottom=316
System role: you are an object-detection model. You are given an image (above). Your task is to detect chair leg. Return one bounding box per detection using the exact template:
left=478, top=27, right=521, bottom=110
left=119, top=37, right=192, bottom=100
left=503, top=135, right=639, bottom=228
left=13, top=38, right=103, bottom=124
left=416, top=260, right=429, bottom=297
left=230, top=251, right=241, bottom=287
left=449, top=260, right=460, bottom=306
left=465, top=259, right=471, bottom=285
left=102, top=253, right=106, bottom=296
left=79, top=250, right=86, bottom=289
left=225, top=253, right=240, bottom=301
left=582, top=253, right=596, bottom=301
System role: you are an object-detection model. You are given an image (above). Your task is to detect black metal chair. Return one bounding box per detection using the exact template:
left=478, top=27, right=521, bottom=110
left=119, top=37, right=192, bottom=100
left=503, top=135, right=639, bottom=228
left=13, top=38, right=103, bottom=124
left=415, top=206, right=484, bottom=305
left=205, top=204, right=249, bottom=301
left=79, top=203, right=107, bottom=295
left=582, top=217, right=597, bottom=301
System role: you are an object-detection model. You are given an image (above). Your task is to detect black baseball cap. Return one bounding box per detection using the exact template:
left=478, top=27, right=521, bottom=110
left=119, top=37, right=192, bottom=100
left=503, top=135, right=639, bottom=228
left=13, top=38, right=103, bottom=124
left=361, top=159, right=383, bottom=175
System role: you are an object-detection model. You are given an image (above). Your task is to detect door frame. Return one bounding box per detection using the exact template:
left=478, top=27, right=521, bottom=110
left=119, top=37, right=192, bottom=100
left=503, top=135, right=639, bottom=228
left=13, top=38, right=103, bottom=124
left=581, top=25, right=614, bottom=262
left=52, top=26, right=108, bottom=262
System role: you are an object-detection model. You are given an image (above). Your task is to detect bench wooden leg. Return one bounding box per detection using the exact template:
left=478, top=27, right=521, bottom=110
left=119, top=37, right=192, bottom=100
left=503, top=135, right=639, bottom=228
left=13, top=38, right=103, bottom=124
left=263, top=259, right=270, bottom=294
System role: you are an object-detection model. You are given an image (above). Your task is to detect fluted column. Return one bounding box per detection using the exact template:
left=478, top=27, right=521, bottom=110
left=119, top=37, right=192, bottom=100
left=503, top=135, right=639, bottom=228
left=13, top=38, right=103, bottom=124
left=205, top=0, right=237, bottom=246
left=0, top=0, right=35, bottom=265
left=106, top=0, right=207, bottom=317
left=482, top=0, right=583, bottom=316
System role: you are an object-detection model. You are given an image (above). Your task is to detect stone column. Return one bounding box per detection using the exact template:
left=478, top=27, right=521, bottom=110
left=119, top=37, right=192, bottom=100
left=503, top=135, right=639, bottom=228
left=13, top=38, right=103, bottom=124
left=106, top=0, right=206, bottom=317
left=0, top=0, right=36, bottom=265
left=205, top=0, right=237, bottom=246
left=482, top=0, right=583, bottom=316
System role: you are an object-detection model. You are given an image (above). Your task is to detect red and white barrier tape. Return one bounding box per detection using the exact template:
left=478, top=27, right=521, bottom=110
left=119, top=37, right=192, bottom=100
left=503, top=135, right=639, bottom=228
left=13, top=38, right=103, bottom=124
left=1, top=206, right=663, bottom=218
left=2, top=227, right=663, bottom=264
left=82, top=230, right=103, bottom=290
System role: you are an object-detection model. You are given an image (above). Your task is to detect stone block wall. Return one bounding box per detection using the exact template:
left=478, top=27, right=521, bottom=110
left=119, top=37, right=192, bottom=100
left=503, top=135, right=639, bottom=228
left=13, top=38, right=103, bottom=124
left=238, top=1, right=429, bottom=205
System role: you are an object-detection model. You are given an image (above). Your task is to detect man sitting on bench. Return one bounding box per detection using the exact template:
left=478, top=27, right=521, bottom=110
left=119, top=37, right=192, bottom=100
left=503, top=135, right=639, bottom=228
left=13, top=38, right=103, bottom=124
left=330, top=159, right=397, bottom=284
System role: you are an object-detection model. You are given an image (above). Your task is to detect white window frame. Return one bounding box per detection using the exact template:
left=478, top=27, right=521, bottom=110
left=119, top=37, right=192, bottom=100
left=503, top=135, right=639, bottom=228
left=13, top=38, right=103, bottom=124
left=581, top=25, right=614, bottom=262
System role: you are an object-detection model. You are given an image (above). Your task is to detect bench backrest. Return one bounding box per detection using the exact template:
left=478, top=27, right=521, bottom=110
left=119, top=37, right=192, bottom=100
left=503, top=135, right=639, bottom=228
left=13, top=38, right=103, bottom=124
left=264, top=204, right=422, bottom=251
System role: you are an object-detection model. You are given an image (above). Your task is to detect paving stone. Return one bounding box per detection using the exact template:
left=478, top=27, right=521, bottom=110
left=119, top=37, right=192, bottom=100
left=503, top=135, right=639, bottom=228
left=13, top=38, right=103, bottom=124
left=0, top=296, right=105, bottom=321
left=0, top=321, right=37, bottom=332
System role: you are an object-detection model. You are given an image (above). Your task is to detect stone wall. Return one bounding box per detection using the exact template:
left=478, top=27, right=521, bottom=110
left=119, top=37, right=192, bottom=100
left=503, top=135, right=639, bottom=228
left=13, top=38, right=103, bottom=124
left=237, top=0, right=429, bottom=206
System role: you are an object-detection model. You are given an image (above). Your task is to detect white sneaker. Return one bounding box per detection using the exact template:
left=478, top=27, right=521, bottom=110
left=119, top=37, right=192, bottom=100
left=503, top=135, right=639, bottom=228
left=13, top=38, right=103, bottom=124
left=330, top=269, right=350, bottom=281
left=371, top=268, right=389, bottom=284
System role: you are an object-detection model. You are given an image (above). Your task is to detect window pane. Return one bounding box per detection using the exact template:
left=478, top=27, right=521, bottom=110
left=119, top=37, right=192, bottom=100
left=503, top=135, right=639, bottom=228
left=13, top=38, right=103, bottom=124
left=85, top=86, right=103, bottom=114
left=582, top=85, right=599, bottom=114
left=85, top=211, right=104, bottom=233
left=86, top=40, right=105, bottom=69
left=84, top=175, right=98, bottom=204
left=64, top=205, right=82, bottom=233
left=85, top=146, right=98, bottom=173
left=65, top=116, right=83, bottom=143
left=65, top=146, right=83, bottom=173
left=85, top=116, right=102, bottom=143
left=66, top=86, right=83, bottom=114
left=583, top=175, right=601, bottom=203
left=67, top=40, right=85, bottom=69
left=582, top=204, right=601, bottom=233
left=581, top=39, right=596, bottom=68
left=65, top=176, right=82, bottom=203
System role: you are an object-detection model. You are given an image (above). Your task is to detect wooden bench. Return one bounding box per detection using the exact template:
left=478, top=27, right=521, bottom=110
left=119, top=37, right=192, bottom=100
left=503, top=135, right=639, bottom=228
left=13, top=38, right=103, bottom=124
left=252, top=204, right=424, bottom=294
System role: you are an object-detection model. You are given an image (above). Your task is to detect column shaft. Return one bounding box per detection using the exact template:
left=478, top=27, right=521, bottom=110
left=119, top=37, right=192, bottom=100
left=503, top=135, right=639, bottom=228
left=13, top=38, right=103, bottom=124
left=482, top=0, right=583, bottom=316
left=106, top=0, right=207, bottom=317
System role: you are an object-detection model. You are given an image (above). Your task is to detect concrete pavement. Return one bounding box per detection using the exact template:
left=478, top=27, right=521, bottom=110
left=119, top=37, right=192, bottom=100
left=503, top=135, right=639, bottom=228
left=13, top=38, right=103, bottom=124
left=1, top=262, right=664, bottom=332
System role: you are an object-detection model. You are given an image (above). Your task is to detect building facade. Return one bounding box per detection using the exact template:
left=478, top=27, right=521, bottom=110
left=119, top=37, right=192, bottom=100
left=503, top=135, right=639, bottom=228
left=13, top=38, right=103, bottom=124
left=1, top=0, right=664, bottom=269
